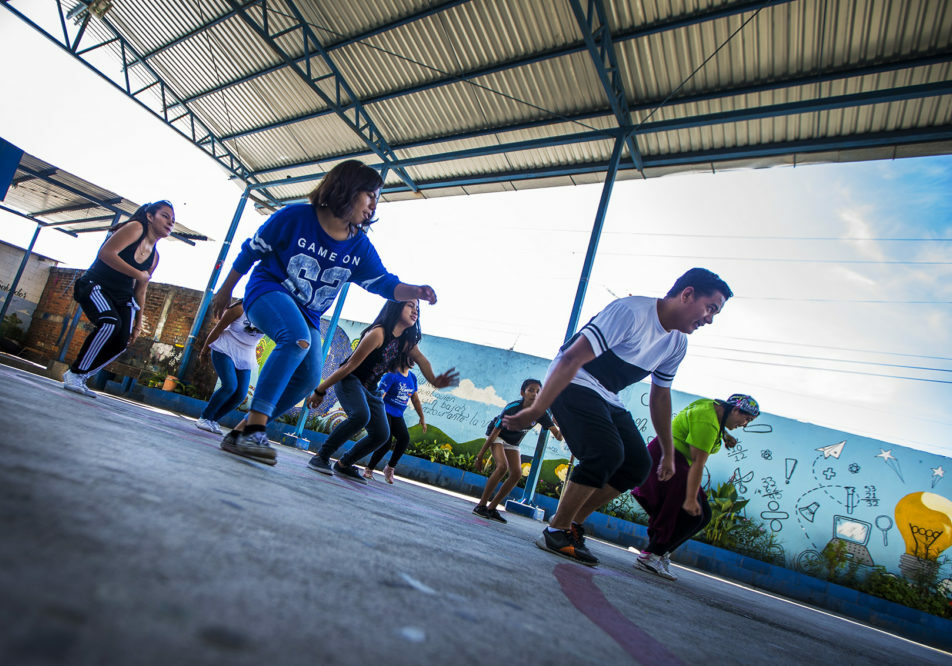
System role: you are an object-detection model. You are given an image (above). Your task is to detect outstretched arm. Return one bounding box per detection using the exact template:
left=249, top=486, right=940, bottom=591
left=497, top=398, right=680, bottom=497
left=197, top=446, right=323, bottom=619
left=409, top=347, right=459, bottom=388
left=393, top=283, right=437, bottom=305
left=308, top=328, right=385, bottom=407
left=503, top=336, right=595, bottom=430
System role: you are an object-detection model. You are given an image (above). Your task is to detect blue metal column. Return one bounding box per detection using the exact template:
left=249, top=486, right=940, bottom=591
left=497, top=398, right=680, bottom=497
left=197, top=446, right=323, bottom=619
left=58, top=308, right=84, bottom=362
left=512, top=134, right=627, bottom=514
left=0, top=223, right=41, bottom=325
left=285, top=282, right=351, bottom=449
left=179, top=186, right=250, bottom=379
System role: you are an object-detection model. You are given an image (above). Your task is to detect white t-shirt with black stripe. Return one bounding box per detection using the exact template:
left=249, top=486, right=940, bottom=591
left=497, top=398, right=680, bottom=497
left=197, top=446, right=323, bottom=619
left=547, top=296, right=687, bottom=408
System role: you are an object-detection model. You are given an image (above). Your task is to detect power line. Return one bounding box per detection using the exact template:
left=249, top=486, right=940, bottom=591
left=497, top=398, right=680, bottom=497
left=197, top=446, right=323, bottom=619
left=690, top=353, right=952, bottom=384
left=695, top=344, right=952, bottom=373
left=593, top=252, right=951, bottom=265
left=703, top=333, right=952, bottom=363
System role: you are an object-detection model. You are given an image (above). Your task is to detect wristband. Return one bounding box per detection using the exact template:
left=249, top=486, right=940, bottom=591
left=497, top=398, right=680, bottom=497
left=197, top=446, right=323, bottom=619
left=313, top=388, right=326, bottom=396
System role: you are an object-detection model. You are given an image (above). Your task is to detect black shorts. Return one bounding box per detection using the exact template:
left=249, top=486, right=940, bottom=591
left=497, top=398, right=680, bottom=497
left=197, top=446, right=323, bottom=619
left=550, top=383, right=651, bottom=491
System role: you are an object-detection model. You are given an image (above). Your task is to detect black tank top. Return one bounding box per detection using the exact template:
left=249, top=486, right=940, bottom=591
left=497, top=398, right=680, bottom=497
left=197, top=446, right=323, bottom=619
left=84, top=220, right=156, bottom=298
left=350, top=326, right=403, bottom=390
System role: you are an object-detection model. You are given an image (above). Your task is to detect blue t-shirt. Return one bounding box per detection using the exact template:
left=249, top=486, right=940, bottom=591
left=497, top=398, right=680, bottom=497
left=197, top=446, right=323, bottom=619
left=232, top=203, right=401, bottom=327
left=378, top=371, right=418, bottom=418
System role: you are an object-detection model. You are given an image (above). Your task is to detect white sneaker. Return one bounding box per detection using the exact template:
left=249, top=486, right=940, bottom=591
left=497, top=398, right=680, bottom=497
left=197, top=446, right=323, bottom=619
left=634, top=552, right=677, bottom=581
left=63, top=370, right=96, bottom=398
left=196, top=418, right=223, bottom=434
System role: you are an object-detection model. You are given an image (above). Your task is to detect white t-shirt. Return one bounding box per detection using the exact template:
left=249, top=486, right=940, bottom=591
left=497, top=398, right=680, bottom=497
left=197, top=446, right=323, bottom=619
left=547, top=296, right=687, bottom=408
left=208, top=314, right=265, bottom=370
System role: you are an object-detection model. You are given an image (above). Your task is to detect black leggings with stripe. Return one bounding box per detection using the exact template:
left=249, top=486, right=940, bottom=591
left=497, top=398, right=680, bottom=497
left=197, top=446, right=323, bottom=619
left=70, top=277, right=135, bottom=376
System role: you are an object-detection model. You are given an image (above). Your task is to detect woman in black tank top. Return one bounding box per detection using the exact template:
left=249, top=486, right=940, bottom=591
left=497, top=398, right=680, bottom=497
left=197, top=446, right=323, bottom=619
left=305, top=299, right=459, bottom=481
left=63, top=201, right=175, bottom=397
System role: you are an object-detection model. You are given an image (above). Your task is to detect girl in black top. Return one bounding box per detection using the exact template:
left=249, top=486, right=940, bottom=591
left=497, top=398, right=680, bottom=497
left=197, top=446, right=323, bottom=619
left=306, top=299, right=457, bottom=481
left=63, top=201, right=175, bottom=396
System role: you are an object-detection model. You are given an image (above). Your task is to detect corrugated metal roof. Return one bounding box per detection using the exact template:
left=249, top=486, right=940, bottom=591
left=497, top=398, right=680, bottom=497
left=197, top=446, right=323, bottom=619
left=2, top=150, right=208, bottom=243
left=8, top=0, right=952, bottom=209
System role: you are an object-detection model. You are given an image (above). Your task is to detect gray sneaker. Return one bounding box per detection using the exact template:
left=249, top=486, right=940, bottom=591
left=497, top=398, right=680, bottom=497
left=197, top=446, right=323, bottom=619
left=333, top=460, right=368, bottom=484
left=63, top=370, right=96, bottom=398
left=635, top=552, right=677, bottom=581
left=234, top=430, right=276, bottom=459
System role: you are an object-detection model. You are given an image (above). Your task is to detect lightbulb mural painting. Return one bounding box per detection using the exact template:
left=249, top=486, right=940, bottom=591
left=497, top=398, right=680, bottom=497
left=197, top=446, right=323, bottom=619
left=894, top=492, right=952, bottom=581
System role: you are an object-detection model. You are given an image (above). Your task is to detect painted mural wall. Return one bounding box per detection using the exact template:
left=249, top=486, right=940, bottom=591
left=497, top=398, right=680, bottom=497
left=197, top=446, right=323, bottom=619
left=307, top=316, right=951, bottom=584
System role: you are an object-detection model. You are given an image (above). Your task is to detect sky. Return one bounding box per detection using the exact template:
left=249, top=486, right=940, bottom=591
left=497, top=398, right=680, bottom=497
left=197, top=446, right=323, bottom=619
left=1, top=7, right=950, bottom=457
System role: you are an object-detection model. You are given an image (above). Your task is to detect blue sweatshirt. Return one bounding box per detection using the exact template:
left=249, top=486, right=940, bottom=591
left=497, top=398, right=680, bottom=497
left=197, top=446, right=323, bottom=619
left=231, top=203, right=401, bottom=327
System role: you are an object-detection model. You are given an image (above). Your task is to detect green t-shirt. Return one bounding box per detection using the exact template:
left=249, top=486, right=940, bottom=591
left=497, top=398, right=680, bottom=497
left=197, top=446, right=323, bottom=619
left=672, top=398, right=723, bottom=466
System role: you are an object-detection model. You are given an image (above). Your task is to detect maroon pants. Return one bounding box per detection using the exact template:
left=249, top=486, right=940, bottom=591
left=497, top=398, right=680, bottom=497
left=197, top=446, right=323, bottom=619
left=631, top=438, right=711, bottom=555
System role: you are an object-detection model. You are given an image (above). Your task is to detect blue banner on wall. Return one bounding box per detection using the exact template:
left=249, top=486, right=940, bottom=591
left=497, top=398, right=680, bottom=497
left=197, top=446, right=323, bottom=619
left=0, top=138, right=25, bottom=201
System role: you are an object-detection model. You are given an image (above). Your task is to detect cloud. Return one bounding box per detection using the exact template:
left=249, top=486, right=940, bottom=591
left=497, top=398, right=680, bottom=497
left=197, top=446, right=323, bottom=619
left=449, top=379, right=508, bottom=407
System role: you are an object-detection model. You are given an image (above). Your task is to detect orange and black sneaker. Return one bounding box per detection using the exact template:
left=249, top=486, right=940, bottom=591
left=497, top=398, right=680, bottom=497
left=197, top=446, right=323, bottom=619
left=535, top=528, right=598, bottom=566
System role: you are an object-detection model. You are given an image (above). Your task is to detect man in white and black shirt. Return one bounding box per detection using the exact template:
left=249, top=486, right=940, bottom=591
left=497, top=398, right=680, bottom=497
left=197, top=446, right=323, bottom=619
left=504, top=268, right=732, bottom=566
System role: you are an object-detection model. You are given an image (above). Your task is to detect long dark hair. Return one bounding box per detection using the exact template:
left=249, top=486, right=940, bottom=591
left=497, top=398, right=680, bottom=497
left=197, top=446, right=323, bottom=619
left=109, top=200, right=174, bottom=234
left=358, top=299, right=421, bottom=371
left=308, top=160, right=383, bottom=233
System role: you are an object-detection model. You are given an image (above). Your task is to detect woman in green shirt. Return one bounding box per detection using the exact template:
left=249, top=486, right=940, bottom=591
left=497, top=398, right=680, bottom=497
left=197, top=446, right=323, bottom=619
left=631, top=393, right=760, bottom=580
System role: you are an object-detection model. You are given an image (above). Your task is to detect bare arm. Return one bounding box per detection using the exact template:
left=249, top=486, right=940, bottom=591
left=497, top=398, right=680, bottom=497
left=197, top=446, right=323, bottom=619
left=201, top=304, right=243, bottom=360
left=409, top=346, right=458, bottom=388
left=316, top=327, right=384, bottom=393
left=649, top=383, right=675, bottom=482
left=97, top=223, right=153, bottom=282
left=129, top=253, right=157, bottom=343
left=683, top=447, right=710, bottom=516
left=211, top=269, right=243, bottom=319
left=393, top=283, right=437, bottom=305
left=548, top=425, right=563, bottom=441
left=410, top=392, right=426, bottom=432
left=503, top=336, right=595, bottom=430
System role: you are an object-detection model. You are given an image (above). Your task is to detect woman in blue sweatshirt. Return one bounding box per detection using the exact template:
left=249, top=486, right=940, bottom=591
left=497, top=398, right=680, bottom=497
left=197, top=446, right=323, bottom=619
left=210, top=160, right=437, bottom=463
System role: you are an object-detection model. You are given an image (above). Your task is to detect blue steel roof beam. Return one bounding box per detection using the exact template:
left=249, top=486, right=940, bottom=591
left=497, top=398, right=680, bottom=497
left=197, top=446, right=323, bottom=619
left=250, top=79, right=952, bottom=186
left=75, top=36, right=119, bottom=57
left=569, top=0, right=642, bottom=173
left=248, top=129, right=621, bottom=190
left=228, top=48, right=952, bottom=150
left=34, top=199, right=122, bottom=216
left=216, top=0, right=794, bottom=143
left=179, top=0, right=471, bottom=108
left=265, top=125, right=952, bottom=203
left=225, top=0, right=418, bottom=192
left=70, top=11, right=91, bottom=53
left=15, top=165, right=132, bottom=217
left=2, top=2, right=275, bottom=197
left=635, top=81, right=952, bottom=134
left=0, top=203, right=79, bottom=237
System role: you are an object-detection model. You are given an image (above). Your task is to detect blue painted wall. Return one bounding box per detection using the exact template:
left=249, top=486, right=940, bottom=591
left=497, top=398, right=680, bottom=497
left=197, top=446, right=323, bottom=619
left=317, top=317, right=952, bottom=585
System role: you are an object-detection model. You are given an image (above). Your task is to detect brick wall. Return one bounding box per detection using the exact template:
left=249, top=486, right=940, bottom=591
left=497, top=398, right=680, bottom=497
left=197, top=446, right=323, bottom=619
left=23, top=267, right=220, bottom=397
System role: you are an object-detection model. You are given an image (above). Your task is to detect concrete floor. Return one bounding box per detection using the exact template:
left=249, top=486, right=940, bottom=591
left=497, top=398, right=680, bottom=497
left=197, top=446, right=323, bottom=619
left=0, top=364, right=948, bottom=665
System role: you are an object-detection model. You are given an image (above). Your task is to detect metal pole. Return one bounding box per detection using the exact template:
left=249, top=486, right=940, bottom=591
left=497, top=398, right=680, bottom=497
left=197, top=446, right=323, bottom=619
left=0, top=223, right=41, bottom=325
left=291, top=282, right=350, bottom=442
left=519, top=134, right=627, bottom=509
left=58, top=308, right=83, bottom=362
left=178, top=186, right=250, bottom=379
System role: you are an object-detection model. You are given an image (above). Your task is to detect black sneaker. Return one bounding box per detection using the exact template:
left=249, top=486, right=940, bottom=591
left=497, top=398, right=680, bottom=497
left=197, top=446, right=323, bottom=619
left=220, top=430, right=240, bottom=450
left=307, top=455, right=334, bottom=475
left=570, top=522, right=594, bottom=558
left=486, top=508, right=508, bottom=524
left=333, top=460, right=367, bottom=484
left=472, top=505, right=491, bottom=518
left=535, top=528, right=598, bottom=566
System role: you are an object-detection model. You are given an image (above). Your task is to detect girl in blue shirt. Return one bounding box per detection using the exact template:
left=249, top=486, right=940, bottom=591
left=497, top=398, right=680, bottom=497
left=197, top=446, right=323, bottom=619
left=363, top=363, right=427, bottom=483
left=210, top=160, right=438, bottom=463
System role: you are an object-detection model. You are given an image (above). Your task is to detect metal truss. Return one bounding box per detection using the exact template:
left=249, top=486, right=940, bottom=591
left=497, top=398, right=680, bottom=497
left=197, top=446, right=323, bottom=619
left=218, top=0, right=794, bottom=143
left=250, top=80, right=952, bottom=191
left=225, top=0, right=418, bottom=191
left=2, top=0, right=283, bottom=207
left=569, top=0, right=642, bottom=172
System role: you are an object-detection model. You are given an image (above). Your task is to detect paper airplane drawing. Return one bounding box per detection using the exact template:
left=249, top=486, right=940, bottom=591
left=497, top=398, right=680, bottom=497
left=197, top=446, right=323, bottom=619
left=817, top=441, right=846, bottom=459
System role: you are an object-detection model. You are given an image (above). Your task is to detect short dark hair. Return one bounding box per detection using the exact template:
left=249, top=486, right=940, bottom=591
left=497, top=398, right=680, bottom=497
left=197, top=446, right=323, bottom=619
left=665, top=267, right=733, bottom=300
left=308, top=160, right=383, bottom=224
left=520, top=378, right=542, bottom=393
